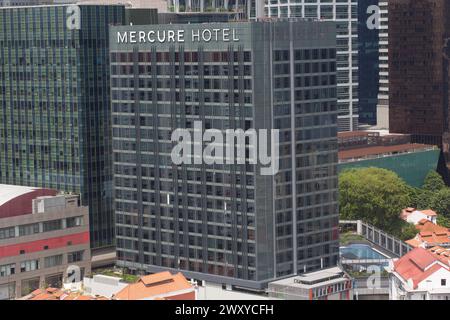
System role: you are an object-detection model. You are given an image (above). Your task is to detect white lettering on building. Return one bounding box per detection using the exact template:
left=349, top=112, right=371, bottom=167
left=116, top=29, right=240, bottom=44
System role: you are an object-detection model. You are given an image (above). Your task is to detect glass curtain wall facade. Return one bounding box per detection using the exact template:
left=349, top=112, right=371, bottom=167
left=357, top=0, right=379, bottom=126
left=0, top=4, right=125, bottom=248
left=111, top=20, right=339, bottom=289
left=265, top=0, right=359, bottom=132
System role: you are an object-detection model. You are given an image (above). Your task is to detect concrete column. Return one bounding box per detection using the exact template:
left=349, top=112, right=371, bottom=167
left=255, top=0, right=265, bottom=19
left=356, top=220, right=362, bottom=235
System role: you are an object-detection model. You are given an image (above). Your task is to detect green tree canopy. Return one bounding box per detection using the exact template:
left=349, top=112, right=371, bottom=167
left=399, top=222, right=418, bottom=242
left=422, top=170, right=446, bottom=193
left=430, top=188, right=450, bottom=218
left=408, top=186, right=433, bottom=210
left=339, top=167, right=411, bottom=235
left=437, top=215, right=450, bottom=228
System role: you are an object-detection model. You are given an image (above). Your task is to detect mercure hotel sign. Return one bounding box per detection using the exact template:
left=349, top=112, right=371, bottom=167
left=117, top=28, right=240, bottom=44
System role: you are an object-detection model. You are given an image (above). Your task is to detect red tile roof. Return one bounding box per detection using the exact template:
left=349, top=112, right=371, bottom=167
left=422, top=210, right=438, bottom=217
left=394, top=247, right=449, bottom=289
left=406, top=220, right=450, bottom=247
left=114, top=271, right=195, bottom=300
left=22, top=288, right=108, bottom=300
left=405, top=238, right=422, bottom=248
left=428, top=246, right=450, bottom=265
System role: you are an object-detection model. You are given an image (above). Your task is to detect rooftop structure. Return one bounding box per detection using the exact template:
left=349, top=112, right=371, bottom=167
left=113, top=271, right=196, bottom=300
left=389, top=247, right=450, bottom=300
left=20, top=271, right=195, bottom=300
left=400, top=208, right=438, bottom=225
left=0, top=185, right=57, bottom=219
left=428, top=246, right=450, bottom=265
left=405, top=220, right=450, bottom=249
left=82, top=274, right=128, bottom=298
left=268, top=267, right=353, bottom=300
left=339, top=143, right=435, bottom=162
left=20, top=287, right=108, bottom=300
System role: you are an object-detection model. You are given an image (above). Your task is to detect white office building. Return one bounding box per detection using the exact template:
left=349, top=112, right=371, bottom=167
left=265, top=0, right=359, bottom=132
left=376, top=0, right=389, bottom=129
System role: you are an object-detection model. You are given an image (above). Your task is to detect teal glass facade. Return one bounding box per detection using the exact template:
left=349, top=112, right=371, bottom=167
left=0, top=5, right=125, bottom=248
left=338, top=149, right=440, bottom=187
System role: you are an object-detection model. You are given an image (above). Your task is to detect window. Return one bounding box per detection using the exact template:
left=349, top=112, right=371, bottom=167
left=20, top=259, right=39, bottom=273
left=19, top=223, right=39, bottom=236
left=0, top=227, right=15, bottom=240
left=44, top=255, right=63, bottom=268
left=0, top=264, right=15, bottom=277
left=43, top=219, right=62, bottom=232
left=67, top=251, right=84, bottom=263
left=442, top=279, right=447, bottom=286
left=66, top=216, right=83, bottom=228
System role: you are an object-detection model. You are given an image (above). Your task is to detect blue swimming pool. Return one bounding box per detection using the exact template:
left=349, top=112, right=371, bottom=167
left=340, top=244, right=389, bottom=260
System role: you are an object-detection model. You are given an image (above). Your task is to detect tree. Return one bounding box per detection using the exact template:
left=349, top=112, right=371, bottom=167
left=437, top=215, right=450, bottom=228
left=339, top=168, right=411, bottom=235
left=422, top=170, right=446, bottom=193
left=399, top=222, right=418, bottom=241
left=408, top=186, right=433, bottom=210
left=430, top=188, right=450, bottom=218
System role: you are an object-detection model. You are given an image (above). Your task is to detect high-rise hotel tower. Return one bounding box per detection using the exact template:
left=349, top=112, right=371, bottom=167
left=111, top=20, right=340, bottom=289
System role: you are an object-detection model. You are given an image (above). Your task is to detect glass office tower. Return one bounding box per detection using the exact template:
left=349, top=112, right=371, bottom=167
left=358, top=0, right=379, bottom=126
left=265, top=0, right=359, bottom=132
left=111, top=20, right=340, bottom=289
left=0, top=4, right=125, bottom=248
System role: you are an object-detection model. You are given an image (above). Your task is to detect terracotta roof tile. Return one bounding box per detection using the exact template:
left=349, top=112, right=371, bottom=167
left=22, top=287, right=108, bottom=300
left=422, top=210, right=438, bottom=217
left=394, top=248, right=448, bottom=289
left=406, top=238, right=422, bottom=248
left=115, top=272, right=194, bottom=300
left=410, top=221, right=450, bottom=246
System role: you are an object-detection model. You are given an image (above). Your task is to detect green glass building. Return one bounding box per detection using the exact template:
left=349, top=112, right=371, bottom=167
left=0, top=4, right=126, bottom=248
